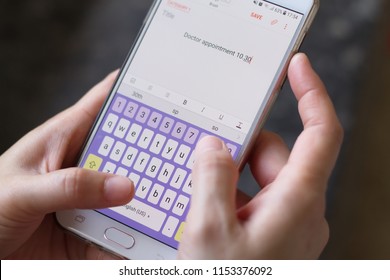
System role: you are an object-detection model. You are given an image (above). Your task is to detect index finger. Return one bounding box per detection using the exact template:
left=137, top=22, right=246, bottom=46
left=59, top=70, right=119, bottom=167
left=74, top=70, right=119, bottom=123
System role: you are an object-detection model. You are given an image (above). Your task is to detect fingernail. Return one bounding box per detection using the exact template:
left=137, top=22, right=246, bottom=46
left=104, top=176, right=133, bottom=203
left=196, top=136, right=225, bottom=155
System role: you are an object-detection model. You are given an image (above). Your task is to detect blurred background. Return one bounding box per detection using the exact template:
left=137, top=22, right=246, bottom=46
left=1, top=0, right=389, bottom=259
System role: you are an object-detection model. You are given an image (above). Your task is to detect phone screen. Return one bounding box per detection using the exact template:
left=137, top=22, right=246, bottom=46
left=79, top=0, right=305, bottom=250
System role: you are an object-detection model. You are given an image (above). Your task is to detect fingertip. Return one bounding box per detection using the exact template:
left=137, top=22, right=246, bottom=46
left=289, top=53, right=311, bottom=77
left=195, top=136, right=227, bottom=156
left=104, top=69, right=120, bottom=83
left=77, top=69, right=119, bottom=107
left=291, top=52, right=308, bottom=64
left=104, top=175, right=134, bottom=204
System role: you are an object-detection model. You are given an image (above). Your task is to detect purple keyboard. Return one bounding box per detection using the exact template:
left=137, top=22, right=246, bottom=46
left=80, top=92, right=241, bottom=249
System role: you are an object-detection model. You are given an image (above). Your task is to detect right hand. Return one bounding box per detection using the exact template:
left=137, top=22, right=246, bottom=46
left=178, top=53, right=343, bottom=259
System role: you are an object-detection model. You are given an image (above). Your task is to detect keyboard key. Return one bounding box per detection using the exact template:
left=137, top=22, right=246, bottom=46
left=114, top=118, right=130, bottom=139
left=172, top=122, right=187, bottom=139
left=113, top=199, right=167, bottom=232
left=137, top=128, right=154, bottom=149
left=159, top=116, right=175, bottom=134
left=121, top=146, right=138, bottom=167
left=172, top=195, right=189, bottom=217
left=226, top=143, right=238, bottom=157
left=186, top=151, right=196, bottom=170
left=126, top=123, right=142, bottom=144
left=136, top=178, right=152, bottom=199
left=102, top=113, right=119, bottom=134
left=174, top=144, right=191, bottom=165
left=109, top=141, right=126, bottom=162
left=116, top=167, right=128, bottom=177
left=158, top=162, right=174, bottom=183
left=136, top=107, right=151, bottom=123
left=149, top=134, right=166, bottom=155
left=170, top=168, right=187, bottom=189
left=147, top=111, right=163, bottom=129
left=147, top=184, right=164, bottom=205
left=83, top=154, right=103, bottom=171
left=162, top=139, right=178, bottom=160
left=145, top=157, right=162, bottom=178
left=160, top=189, right=177, bottom=211
left=162, top=216, right=179, bottom=238
left=183, top=175, right=193, bottom=195
left=98, top=136, right=115, bottom=157
left=133, top=152, right=151, bottom=173
left=124, top=101, right=139, bottom=119
left=112, top=96, right=127, bottom=114
left=183, top=127, right=199, bottom=145
left=128, top=172, right=140, bottom=187
left=103, top=162, right=116, bottom=174
left=174, top=222, right=186, bottom=242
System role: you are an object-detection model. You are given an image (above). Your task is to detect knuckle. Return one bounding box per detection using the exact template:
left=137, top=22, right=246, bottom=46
left=61, top=168, right=85, bottom=206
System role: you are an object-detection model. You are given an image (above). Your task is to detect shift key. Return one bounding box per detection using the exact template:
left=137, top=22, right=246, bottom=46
left=112, top=199, right=167, bottom=232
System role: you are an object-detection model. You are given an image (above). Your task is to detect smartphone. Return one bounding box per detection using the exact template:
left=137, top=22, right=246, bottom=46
left=56, top=0, right=319, bottom=259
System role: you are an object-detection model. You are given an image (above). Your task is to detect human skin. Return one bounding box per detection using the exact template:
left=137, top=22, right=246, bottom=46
left=178, top=53, right=343, bottom=259
left=0, top=53, right=343, bottom=259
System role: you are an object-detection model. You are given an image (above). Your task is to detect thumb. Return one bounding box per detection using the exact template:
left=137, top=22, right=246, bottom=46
left=186, top=136, right=238, bottom=229
left=12, top=168, right=134, bottom=215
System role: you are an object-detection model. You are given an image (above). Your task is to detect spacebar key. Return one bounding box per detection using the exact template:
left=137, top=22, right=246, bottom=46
left=112, top=199, right=167, bottom=232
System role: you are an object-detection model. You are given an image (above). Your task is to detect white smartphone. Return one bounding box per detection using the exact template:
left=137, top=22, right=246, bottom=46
left=56, top=0, right=319, bottom=259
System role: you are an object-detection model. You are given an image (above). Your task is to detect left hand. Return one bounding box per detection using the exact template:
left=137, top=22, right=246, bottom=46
left=0, top=71, right=134, bottom=259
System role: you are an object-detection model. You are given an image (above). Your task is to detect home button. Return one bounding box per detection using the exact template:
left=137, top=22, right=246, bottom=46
left=104, top=227, right=135, bottom=249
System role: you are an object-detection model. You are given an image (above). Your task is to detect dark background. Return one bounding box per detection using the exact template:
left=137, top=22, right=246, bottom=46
left=1, top=0, right=390, bottom=259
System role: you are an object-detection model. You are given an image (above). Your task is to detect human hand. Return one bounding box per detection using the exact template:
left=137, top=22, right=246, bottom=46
left=178, top=53, right=343, bottom=259
left=0, top=72, right=134, bottom=259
